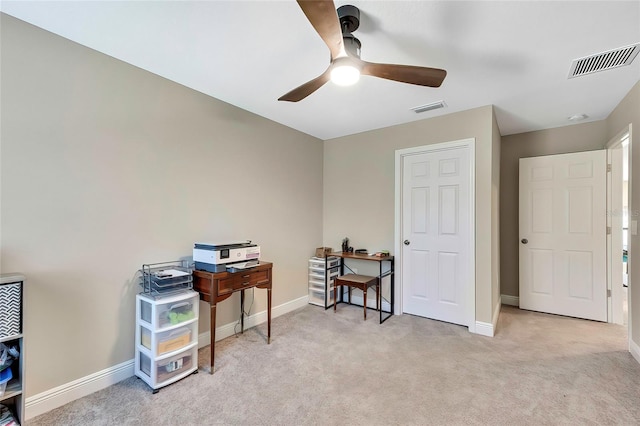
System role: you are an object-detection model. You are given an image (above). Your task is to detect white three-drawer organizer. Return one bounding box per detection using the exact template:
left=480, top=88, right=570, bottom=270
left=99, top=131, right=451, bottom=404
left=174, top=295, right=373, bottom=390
left=308, top=256, right=340, bottom=308
left=135, top=262, right=199, bottom=393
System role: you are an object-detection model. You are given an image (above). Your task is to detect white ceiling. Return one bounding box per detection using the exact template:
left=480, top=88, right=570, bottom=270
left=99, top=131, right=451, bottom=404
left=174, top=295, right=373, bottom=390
left=2, top=1, right=639, bottom=140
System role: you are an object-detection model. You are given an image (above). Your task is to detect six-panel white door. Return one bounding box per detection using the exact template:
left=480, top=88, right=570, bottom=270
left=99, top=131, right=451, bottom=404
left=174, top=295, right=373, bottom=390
left=519, top=150, right=607, bottom=321
left=402, top=146, right=471, bottom=326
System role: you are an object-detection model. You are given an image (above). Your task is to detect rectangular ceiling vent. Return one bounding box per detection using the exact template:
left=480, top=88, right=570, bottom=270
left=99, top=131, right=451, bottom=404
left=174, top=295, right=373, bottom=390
left=568, top=43, right=640, bottom=78
left=411, top=100, right=446, bottom=114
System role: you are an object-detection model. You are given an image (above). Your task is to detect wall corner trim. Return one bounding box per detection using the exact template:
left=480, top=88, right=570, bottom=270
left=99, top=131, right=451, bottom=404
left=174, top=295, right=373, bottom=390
left=25, top=294, right=310, bottom=420
left=474, top=299, right=501, bottom=337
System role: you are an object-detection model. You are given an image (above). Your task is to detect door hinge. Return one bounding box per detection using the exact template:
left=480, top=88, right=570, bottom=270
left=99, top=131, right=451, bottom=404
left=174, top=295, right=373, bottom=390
left=607, top=226, right=612, bottom=235
left=607, top=164, right=612, bottom=172
left=607, top=289, right=612, bottom=297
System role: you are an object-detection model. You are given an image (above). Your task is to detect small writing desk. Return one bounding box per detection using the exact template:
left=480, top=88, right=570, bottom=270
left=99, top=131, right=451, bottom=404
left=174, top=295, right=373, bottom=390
left=329, top=252, right=394, bottom=323
left=192, top=261, right=272, bottom=373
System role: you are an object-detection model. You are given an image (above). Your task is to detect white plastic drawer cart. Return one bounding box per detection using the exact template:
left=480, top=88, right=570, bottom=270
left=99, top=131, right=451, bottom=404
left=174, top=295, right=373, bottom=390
left=135, top=262, right=199, bottom=392
left=308, top=256, right=340, bottom=308
left=135, top=290, right=199, bottom=392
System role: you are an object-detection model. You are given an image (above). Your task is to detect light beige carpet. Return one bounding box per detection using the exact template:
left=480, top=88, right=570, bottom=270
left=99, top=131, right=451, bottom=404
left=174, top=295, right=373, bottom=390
left=28, top=305, right=640, bottom=425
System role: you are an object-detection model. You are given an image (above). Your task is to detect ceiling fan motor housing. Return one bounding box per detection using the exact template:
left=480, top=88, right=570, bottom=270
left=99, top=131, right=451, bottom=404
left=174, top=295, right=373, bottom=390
left=337, top=5, right=360, bottom=33
left=337, top=5, right=362, bottom=59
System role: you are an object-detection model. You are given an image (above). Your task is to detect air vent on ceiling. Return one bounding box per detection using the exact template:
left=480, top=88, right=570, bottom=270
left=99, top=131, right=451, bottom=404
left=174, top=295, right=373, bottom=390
left=568, top=43, right=640, bottom=78
left=411, top=100, right=446, bottom=114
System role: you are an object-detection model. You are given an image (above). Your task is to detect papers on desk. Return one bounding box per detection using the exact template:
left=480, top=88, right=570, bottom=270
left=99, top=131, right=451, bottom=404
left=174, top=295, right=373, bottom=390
left=225, top=260, right=259, bottom=272
left=152, top=269, right=190, bottom=279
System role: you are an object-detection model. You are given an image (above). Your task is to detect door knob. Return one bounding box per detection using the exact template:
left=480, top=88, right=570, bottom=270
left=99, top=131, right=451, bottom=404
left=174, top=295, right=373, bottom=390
left=404, top=240, right=410, bottom=245
left=521, top=238, right=528, bottom=244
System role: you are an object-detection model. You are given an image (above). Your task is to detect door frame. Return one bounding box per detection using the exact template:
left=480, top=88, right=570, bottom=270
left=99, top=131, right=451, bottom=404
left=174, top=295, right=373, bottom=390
left=394, top=138, right=476, bottom=332
left=606, top=126, right=632, bottom=327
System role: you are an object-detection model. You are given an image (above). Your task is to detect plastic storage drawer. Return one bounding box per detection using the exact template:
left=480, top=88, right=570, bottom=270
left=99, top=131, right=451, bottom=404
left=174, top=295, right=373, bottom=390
left=309, top=270, right=338, bottom=281
left=309, top=257, right=339, bottom=269
left=139, top=346, right=197, bottom=385
left=309, top=276, right=336, bottom=290
left=140, top=292, right=199, bottom=329
left=140, top=323, right=195, bottom=355
left=308, top=289, right=334, bottom=307
left=156, top=347, right=195, bottom=383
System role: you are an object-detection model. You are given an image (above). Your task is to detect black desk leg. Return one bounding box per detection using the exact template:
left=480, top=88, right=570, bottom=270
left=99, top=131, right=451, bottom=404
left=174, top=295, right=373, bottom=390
left=379, top=261, right=383, bottom=324
left=240, top=289, right=245, bottom=333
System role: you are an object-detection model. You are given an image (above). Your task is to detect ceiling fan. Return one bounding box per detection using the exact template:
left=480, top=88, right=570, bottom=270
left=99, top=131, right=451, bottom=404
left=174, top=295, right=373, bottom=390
left=278, top=1, right=447, bottom=102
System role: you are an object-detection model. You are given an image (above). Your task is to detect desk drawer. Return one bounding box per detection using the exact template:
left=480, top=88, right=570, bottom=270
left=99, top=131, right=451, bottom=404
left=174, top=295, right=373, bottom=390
left=217, top=270, right=270, bottom=295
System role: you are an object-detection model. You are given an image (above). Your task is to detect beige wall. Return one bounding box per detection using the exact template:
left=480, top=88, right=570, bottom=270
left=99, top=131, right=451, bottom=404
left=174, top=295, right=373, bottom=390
left=323, top=105, right=499, bottom=325
left=499, top=120, right=608, bottom=298
left=0, top=15, right=323, bottom=396
left=606, top=80, right=640, bottom=345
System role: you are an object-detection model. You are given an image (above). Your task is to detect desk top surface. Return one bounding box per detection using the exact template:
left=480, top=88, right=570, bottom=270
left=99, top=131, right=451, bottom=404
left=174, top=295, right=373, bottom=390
left=329, top=252, right=394, bottom=262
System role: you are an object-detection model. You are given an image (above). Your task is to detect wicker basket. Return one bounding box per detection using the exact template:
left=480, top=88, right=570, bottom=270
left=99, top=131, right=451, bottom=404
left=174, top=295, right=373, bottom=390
left=0, top=282, right=21, bottom=338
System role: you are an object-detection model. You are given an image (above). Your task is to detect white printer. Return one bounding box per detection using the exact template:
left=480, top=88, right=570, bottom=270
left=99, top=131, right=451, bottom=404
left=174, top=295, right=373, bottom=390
left=193, top=241, right=260, bottom=272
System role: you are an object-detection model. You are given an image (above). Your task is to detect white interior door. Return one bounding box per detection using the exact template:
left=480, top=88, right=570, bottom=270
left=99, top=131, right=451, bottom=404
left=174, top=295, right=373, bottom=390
left=519, top=150, right=607, bottom=321
left=401, top=145, right=472, bottom=326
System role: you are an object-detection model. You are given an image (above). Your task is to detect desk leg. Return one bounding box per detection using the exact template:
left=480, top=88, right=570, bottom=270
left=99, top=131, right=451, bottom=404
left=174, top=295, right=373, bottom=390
left=240, top=289, right=245, bottom=334
left=267, top=287, right=272, bottom=344
left=210, top=303, right=217, bottom=374
left=376, top=280, right=380, bottom=314
left=363, top=286, right=367, bottom=321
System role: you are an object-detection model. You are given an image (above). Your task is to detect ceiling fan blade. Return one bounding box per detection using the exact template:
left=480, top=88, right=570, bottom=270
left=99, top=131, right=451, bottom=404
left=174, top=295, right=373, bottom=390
left=278, top=67, right=331, bottom=102
left=296, top=0, right=345, bottom=60
left=359, top=60, right=447, bottom=87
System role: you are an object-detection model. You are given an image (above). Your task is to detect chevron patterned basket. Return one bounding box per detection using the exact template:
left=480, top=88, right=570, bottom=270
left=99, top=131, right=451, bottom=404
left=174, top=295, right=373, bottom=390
left=0, top=282, right=21, bottom=338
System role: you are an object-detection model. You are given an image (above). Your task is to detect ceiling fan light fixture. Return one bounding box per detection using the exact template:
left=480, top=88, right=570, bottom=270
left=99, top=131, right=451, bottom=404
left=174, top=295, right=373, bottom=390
left=330, top=63, right=360, bottom=86
left=278, top=2, right=447, bottom=102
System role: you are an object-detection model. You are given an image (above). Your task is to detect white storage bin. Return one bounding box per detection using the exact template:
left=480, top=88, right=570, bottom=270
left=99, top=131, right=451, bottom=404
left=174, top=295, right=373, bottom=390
left=139, top=345, right=197, bottom=386
left=309, top=256, right=340, bottom=269
left=309, top=276, right=336, bottom=289
left=309, top=266, right=333, bottom=274
left=156, top=347, right=196, bottom=384
left=308, top=279, right=325, bottom=290
left=140, top=292, right=199, bottom=328
left=308, top=289, right=334, bottom=307
left=309, top=269, right=338, bottom=280
left=140, top=322, right=196, bottom=355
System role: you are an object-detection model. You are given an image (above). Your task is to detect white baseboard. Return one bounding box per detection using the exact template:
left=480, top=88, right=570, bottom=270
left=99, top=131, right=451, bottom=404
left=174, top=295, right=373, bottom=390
left=25, top=359, right=134, bottom=420
left=501, top=294, right=519, bottom=307
left=472, top=299, right=501, bottom=337
left=25, top=294, right=309, bottom=420
left=474, top=321, right=494, bottom=337
left=630, top=337, right=640, bottom=365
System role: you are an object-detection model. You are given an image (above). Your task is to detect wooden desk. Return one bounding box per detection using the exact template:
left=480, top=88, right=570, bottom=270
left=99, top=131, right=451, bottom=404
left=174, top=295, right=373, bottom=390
left=192, top=262, right=272, bottom=373
left=329, top=252, right=394, bottom=323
